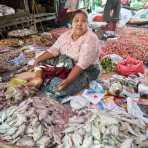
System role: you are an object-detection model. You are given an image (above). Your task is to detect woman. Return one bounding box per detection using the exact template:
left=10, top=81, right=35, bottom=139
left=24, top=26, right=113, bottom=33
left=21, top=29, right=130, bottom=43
left=103, top=0, right=121, bottom=31
left=16, top=10, right=100, bottom=97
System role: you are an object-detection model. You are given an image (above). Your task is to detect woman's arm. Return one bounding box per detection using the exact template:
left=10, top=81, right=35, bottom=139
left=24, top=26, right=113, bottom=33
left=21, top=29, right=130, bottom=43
left=57, top=65, right=82, bottom=91
left=67, top=65, right=82, bottom=82
left=34, top=31, right=64, bottom=66
left=33, top=51, right=55, bottom=66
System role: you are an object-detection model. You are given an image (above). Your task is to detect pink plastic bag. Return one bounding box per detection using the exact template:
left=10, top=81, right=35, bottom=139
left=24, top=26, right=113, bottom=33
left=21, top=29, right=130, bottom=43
left=117, top=56, right=144, bottom=76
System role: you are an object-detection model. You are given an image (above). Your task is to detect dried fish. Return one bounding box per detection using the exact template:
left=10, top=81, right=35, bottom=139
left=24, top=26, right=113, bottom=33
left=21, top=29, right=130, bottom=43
left=1, top=135, right=12, bottom=141
left=81, top=135, right=92, bottom=148
left=60, top=109, right=147, bottom=148
left=58, top=135, right=73, bottom=148
left=72, top=132, right=83, bottom=147
left=17, top=136, right=35, bottom=147
left=0, top=122, right=14, bottom=132
left=7, top=118, right=17, bottom=127
left=36, top=136, right=50, bottom=148
left=4, top=127, right=17, bottom=136
left=33, top=125, right=43, bottom=142
left=12, top=124, right=26, bottom=140
left=92, top=123, right=101, bottom=142
left=25, top=125, right=34, bottom=135
left=120, top=138, right=133, bottom=148
left=138, top=140, right=148, bottom=148
left=6, top=106, right=17, bottom=117
left=13, top=114, right=26, bottom=127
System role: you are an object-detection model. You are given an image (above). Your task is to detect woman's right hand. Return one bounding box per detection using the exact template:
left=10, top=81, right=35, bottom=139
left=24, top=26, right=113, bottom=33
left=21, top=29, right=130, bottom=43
left=28, top=51, right=55, bottom=67
left=28, top=58, right=39, bottom=67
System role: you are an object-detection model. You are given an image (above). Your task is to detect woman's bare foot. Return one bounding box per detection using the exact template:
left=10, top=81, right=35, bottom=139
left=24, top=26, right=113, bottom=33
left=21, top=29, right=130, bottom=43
left=27, top=77, right=43, bottom=88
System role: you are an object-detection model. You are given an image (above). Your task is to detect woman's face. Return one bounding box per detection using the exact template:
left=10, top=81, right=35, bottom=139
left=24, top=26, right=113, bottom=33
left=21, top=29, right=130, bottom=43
left=72, top=13, right=88, bottom=37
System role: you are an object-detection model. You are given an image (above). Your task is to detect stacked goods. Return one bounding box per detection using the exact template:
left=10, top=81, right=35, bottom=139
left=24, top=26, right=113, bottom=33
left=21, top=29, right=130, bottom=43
left=0, top=96, right=73, bottom=147
left=58, top=109, right=148, bottom=148
left=0, top=39, right=24, bottom=73
left=0, top=39, right=22, bottom=47
left=0, top=48, right=20, bottom=73
left=24, top=35, right=56, bottom=47
left=24, top=28, right=69, bottom=47
left=8, top=29, right=36, bottom=37
left=102, top=27, right=148, bottom=63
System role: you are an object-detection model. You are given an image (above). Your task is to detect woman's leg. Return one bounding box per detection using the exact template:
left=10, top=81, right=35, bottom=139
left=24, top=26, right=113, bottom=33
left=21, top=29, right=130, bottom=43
left=15, top=67, right=43, bottom=88
left=15, top=71, right=36, bottom=81
left=27, top=67, right=43, bottom=88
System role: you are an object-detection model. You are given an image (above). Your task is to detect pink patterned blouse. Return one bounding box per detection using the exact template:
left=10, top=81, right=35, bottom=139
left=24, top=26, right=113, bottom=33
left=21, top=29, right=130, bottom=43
left=47, top=29, right=100, bottom=70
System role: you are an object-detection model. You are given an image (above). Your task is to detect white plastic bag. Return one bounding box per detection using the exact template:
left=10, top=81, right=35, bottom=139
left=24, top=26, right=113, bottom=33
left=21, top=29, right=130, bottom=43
left=70, top=96, right=90, bottom=110
left=119, top=8, right=133, bottom=26
left=82, top=81, right=104, bottom=104
left=103, top=54, right=123, bottom=64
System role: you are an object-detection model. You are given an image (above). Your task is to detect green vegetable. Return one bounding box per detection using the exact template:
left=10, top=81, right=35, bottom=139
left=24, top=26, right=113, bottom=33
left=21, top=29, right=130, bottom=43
left=101, top=57, right=116, bottom=72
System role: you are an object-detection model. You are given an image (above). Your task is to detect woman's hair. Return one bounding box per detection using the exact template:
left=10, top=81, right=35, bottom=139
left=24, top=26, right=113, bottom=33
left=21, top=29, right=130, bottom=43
left=73, top=9, right=88, bottom=20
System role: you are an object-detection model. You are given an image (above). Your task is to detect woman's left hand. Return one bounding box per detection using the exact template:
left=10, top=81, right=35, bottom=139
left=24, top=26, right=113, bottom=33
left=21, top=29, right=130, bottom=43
left=56, top=79, right=70, bottom=91
left=56, top=65, right=82, bottom=91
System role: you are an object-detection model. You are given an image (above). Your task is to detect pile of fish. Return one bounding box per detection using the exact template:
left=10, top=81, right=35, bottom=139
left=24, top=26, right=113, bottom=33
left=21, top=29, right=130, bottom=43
left=8, top=29, right=36, bottom=37
left=0, top=83, right=9, bottom=111
left=58, top=108, right=148, bottom=148
left=0, top=81, right=37, bottom=106
left=0, top=48, right=20, bottom=73
left=23, top=28, right=69, bottom=48
left=5, top=85, right=37, bottom=103
left=0, top=96, right=73, bottom=147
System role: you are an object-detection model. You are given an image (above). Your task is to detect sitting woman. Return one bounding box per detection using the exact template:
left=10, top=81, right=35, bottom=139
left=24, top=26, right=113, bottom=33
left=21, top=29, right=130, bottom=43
left=16, top=10, right=101, bottom=97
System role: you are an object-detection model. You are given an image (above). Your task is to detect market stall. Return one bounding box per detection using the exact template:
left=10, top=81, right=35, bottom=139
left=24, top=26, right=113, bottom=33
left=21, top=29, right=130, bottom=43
left=0, top=1, right=148, bottom=147
left=0, top=0, right=59, bottom=38
left=0, top=26, right=148, bottom=147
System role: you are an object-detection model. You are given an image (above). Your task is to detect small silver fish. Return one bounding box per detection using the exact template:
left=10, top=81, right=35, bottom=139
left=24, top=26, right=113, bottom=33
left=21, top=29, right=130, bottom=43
left=120, top=138, right=133, bottom=148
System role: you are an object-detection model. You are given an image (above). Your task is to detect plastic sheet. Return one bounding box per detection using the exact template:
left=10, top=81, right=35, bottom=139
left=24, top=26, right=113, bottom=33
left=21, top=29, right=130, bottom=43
left=82, top=81, right=105, bottom=104
left=8, top=53, right=27, bottom=66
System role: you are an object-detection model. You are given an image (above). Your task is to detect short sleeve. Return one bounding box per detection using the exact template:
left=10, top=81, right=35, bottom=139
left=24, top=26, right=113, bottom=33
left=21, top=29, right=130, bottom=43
left=76, top=33, right=100, bottom=70
left=47, top=33, right=64, bottom=57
